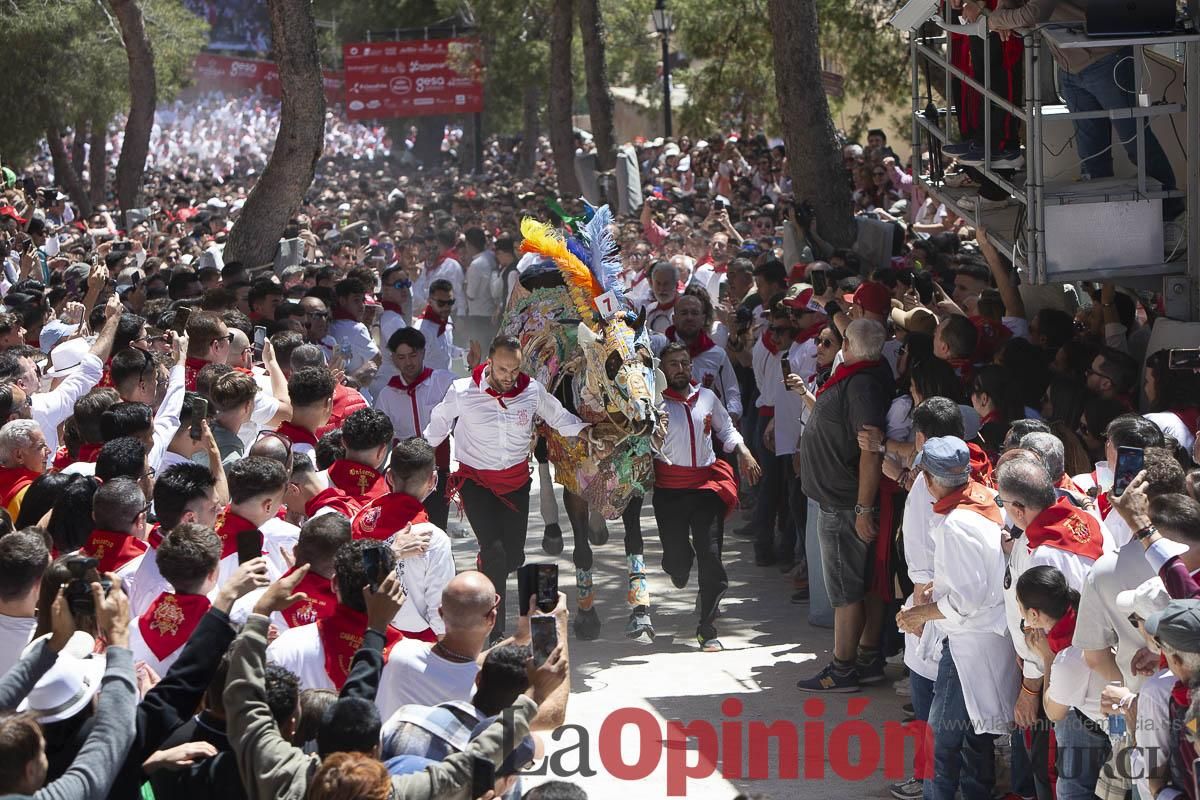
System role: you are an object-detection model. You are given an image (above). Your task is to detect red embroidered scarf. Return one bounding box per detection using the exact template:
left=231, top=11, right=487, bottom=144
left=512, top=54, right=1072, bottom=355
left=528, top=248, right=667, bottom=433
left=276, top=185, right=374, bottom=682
left=214, top=509, right=258, bottom=559
left=275, top=421, right=319, bottom=448
left=352, top=491, right=429, bottom=542
left=1025, top=497, right=1104, bottom=561
left=81, top=529, right=148, bottom=573
left=328, top=459, right=388, bottom=503
left=279, top=566, right=337, bottom=628
left=317, top=604, right=402, bottom=689
left=138, top=593, right=210, bottom=660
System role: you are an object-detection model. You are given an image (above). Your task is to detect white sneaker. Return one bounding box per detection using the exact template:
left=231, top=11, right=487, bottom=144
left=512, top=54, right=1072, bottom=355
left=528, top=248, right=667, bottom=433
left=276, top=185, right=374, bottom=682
left=958, top=193, right=1012, bottom=212
left=943, top=171, right=979, bottom=189
left=893, top=676, right=912, bottom=696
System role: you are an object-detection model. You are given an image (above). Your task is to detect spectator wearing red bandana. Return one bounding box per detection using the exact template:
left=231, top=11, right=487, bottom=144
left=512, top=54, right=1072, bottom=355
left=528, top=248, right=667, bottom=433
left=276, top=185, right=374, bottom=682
left=79, top=477, right=151, bottom=593
left=0, top=418, right=48, bottom=519
left=326, top=409, right=392, bottom=505
left=329, top=277, right=381, bottom=376
left=214, top=457, right=294, bottom=585
left=276, top=367, right=335, bottom=458
left=656, top=290, right=742, bottom=422
left=182, top=312, right=234, bottom=391
left=414, top=279, right=468, bottom=372
left=645, top=260, right=681, bottom=335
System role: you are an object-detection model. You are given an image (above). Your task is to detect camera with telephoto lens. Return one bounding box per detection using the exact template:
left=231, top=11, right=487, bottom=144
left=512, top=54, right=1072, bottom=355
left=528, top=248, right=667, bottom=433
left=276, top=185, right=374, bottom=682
left=63, top=556, right=111, bottom=616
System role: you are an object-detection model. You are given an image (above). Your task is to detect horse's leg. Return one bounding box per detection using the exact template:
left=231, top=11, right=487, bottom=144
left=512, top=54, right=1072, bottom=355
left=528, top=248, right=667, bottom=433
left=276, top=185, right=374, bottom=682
left=622, top=495, right=654, bottom=642
left=535, top=437, right=563, bottom=555
left=587, top=507, right=609, bottom=546
left=563, top=489, right=601, bottom=640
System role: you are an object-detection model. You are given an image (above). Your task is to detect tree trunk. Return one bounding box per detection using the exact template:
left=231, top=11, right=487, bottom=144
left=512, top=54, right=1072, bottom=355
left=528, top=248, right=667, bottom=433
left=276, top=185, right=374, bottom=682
left=223, top=0, right=325, bottom=268
left=519, top=83, right=540, bottom=178
left=47, top=128, right=93, bottom=218
left=89, top=123, right=107, bottom=207
left=768, top=0, right=856, bottom=248
left=413, top=116, right=446, bottom=168
left=71, top=122, right=87, bottom=177
left=109, top=0, right=156, bottom=214
left=547, top=0, right=580, bottom=197
left=577, top=0, right=616, bottom=177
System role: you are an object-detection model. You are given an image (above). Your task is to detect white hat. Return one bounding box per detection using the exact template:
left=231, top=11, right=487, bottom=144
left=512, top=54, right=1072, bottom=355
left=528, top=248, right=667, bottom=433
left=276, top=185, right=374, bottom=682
left=44, top=338, right=92, bottom=379
left=206, top=197, right=228, bottom=210
left=18, top=633, right=104, bottom=724
left=649, top=137, right=665, bottom=148
left=337, top=202, right=351, bottom=212
left=1117, top=576, right=1171, bottom=620
left=663, top=143, right=681, bottom=158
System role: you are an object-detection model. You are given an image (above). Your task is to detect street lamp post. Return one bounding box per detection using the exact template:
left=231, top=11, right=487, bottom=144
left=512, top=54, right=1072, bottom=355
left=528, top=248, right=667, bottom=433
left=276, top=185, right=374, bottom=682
left=652, top=0, right=673, bottom=138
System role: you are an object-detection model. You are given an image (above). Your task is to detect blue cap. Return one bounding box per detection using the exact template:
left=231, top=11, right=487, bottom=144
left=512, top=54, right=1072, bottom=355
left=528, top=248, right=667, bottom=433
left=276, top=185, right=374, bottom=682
left=913, top=436, right=971, bottom=484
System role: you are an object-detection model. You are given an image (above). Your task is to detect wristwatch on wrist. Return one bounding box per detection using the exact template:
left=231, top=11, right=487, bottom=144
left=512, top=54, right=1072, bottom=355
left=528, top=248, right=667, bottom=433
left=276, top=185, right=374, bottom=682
left=854, top=504, right=879, bottom=516
left=1135, top=524, right=1158, bottom=542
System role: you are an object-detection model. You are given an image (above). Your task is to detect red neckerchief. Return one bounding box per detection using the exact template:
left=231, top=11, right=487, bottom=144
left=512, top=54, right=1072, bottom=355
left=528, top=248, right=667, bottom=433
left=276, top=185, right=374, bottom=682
left=303, top=487, right=363, bottom=520
left=77, top=443, right=103, bottom=463
left=931, top=480, right=1004, bottom=525
left=1025, top=497, right=1104, bottom=561
left=948, top=356, right=975, bottom=388
left=0, top=466, right=39, bottom=508
left=1172, top=680, right=1191, bottom=708
left=184, top=356, right=209, bottom=391
left=327, top=459, right=388, bottom=503
left=52, top=446, right=72, bottom=471
left=81, top=529, right=148, bottom=573
left=381, top=299, right=406, bottom=315
left=1172, top=407, right=1200, bottom=435
left=248, top=310, right=266, bottom=323
left=814, top=359, right=882, bottom=398
left=352, top=491, right=429, bottom=542
left=793, top=319, right=827, bottom=345
left=471, top=363, right=530, bottom=409
left=138, top=593, right=210, bottom=660
left=966, top=442, right=995, bottom=488
left=147, top=523, right=164, bottom=549
left=760, top=330, right=780, bottom=356
left=332, top=305, right=359, bottom=322
left=418, top=305, right=448, bottom=336
left=1089, top=470, right=1113, bottom=520
left=665, top=326, right=715, bottom=358
left=389, top=368, right=433, bottom=395
left=275, top=421, right=319, bottom=448
left=629, top=271, right=648, bottom=288
left=437, top=248, right=459, bottom=265
left=653, top=296, right=678, bottom=313
left=1046, top=606, right=1078, bottom=654
left=979, top=411, right=1003, bottom=426
left=662, top=381, right=699, bottom=406
left=214, top=508, right=258, bottom=559
left=317, top=604, right=403, bottom=689
left=279, top=565, right=337, bottom=628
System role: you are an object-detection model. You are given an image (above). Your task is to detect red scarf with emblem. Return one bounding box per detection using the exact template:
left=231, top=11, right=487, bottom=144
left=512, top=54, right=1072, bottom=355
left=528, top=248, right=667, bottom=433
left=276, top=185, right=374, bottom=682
left=665, top=326, right=715, bottom=358
left=352, top=491, right=429, bottom=542
left=317, top=604, right=403, bottom=689
left=184, top=356, right=209, bottom=391
left=1046, top=606, right=1078, bottom=654
left=215, top=509, right=259, bottom=559
left=0, top=466, right=39, bottom=508
left=1025, top=497, right=1104, bottom=561
left=304, top=487, right=363, bottom=520
left=278, top=566, right=338, bottom=628
left=138, top=593, right=210, bottom=660
left=932, top=480, right=1004, bottom=525
left=81, top=529, right=148, bottom=573
left=471, top=363, right=530, bottom=408
left=275, top=421, right=319, bottom=448
left=418, top=306, right=448, bottom=336
left=328, top=459, right=388, bottom=503
left=814, top=359, right=882, bottom=398
left=966, top=442, right=995, bottom=488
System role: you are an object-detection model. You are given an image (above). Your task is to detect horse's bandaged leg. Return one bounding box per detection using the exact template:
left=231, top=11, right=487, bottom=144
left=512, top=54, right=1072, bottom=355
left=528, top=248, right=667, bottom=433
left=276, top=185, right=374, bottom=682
left=627, top=553, right=649, bottom=609
left=537, top=462, right=560, bottom=527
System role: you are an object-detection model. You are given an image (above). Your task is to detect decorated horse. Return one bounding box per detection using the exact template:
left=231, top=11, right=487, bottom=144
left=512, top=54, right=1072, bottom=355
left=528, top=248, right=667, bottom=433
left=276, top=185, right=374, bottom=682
left=501, top=205, right=662, bottom=641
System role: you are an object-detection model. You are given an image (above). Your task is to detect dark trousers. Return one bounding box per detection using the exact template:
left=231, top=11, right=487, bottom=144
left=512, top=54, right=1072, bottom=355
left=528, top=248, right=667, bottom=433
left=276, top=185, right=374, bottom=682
left=460, top=478, right=532, bottom=633
left=780, top=456, right=807, bottom=565
left=652, top=487, right=727, bottom=640
left=423, top=470, right=450, bottom=531
left=968, top=31, right=1021, bottom=152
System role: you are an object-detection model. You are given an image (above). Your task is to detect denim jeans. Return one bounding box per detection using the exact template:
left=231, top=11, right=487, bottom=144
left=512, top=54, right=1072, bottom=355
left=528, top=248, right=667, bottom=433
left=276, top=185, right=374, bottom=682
left=911, top=672, right=935, bottom=780
left=1057, top=47, right=1182, bottom=218
left=1054, top=709, right=1110, bottom=800
left=925, top=641, right=996, bottom=800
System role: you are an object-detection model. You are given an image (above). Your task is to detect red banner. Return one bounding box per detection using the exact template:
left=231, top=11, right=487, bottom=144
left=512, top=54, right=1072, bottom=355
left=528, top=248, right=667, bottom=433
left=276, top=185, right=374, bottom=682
left=341, top=38, right=483, bottom=120
left=193, top=54, right=344, bottom=105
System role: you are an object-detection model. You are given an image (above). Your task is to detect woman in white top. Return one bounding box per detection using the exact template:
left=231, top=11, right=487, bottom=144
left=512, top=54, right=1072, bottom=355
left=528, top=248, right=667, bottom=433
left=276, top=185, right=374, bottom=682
left=1017, top=565, right=1111, bottom=800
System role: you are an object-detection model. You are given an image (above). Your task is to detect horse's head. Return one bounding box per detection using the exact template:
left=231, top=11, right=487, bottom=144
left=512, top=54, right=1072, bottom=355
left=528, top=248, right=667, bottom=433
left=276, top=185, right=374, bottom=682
left=576, top=307, right=658, bottom=435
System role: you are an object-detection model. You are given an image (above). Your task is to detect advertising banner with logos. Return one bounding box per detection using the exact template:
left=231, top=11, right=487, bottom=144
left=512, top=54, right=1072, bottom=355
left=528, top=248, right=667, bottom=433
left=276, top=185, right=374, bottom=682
left=341, top=38, right=484, bottom=120
left=192, top=54, right=344, bottom=105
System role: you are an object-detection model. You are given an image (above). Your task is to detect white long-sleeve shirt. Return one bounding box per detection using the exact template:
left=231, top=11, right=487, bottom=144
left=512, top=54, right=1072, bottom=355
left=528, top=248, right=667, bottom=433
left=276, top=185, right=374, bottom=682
left=415, top=317, right=464, bottom=372
left=147, top=365, right=186, bottom=472
left=391, top=521, right=454, bottom=637
left=464, top=251, right=501, bottom=318
left=380, top=308, right=408, bottom=348
left=377, top=369, right=456, bottom=440
left=654, top=384, right=742, bottom=467
left=34, top=352, right=104, bottom=464
left=413, top=257, right=465, bottom=310
left=932, top=502, right=1009, bottom=637
left=652, top=335, right=742, bottom=417
left=423, top=370, right=587, bottom=471
left=329, top=319, right=380, bottom=374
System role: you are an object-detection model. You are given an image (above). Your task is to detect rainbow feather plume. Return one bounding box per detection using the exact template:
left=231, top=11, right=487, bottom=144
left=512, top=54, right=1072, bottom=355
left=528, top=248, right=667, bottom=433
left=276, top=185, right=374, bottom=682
left=582, top=205, right=625, bottom=306
left=519, top=218, right=603, bottom=319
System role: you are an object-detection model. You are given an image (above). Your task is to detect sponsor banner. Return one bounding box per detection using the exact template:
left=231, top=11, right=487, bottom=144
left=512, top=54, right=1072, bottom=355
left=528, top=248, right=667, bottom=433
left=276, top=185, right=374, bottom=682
left=193, top=54, right=344, bottom=105
left=341, top=38, right=483, bottom=120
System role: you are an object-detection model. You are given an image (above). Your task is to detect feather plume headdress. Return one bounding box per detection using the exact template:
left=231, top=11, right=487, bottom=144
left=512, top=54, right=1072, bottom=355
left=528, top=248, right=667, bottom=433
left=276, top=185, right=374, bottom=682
left=518, top=203, right=627, bottom=324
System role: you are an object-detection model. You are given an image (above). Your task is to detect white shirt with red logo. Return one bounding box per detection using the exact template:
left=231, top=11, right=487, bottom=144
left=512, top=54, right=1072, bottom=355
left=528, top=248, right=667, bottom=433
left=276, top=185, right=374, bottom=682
left=655, top=385, right=742, bottom=468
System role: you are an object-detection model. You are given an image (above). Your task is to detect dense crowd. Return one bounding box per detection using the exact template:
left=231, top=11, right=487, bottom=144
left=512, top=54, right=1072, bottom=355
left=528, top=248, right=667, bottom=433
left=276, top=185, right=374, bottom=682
left=0, top=79, right=1196, bottom=800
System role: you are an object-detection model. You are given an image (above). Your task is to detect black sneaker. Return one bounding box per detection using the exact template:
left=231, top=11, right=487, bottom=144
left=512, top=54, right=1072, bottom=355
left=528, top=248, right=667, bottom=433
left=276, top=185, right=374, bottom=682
left=796, top=662, right=860, bottom=693
left=856, top=651, right=887, bottom=685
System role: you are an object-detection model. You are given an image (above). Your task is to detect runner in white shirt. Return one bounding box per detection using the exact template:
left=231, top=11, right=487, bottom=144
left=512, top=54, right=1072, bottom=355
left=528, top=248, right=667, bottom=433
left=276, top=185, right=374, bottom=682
left=329, top=277, right=381, bottom=375
left=376, top=327, right=456, bottom=528
left=0, top=530, right=48, bottom=677
left=652, top=343, right=760, bottom=651
left=424, top=336, right=589, bottom=637
left=652, top=291, right=742, bottom=421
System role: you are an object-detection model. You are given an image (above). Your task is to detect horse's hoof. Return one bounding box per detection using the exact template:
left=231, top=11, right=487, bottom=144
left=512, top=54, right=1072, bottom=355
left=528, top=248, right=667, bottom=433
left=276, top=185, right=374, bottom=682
left=587, top=516, right=609, bottom=546
left=625, top=608, right=654, bottom=643
left=542, top=525, right=564, bottom=555
left=574, top=607, right=602, bottom=640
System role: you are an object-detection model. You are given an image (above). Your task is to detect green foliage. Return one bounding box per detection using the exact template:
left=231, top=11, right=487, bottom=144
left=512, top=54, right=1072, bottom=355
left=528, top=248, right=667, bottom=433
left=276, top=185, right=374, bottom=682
left=0, top=0, right=206, bottom=166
